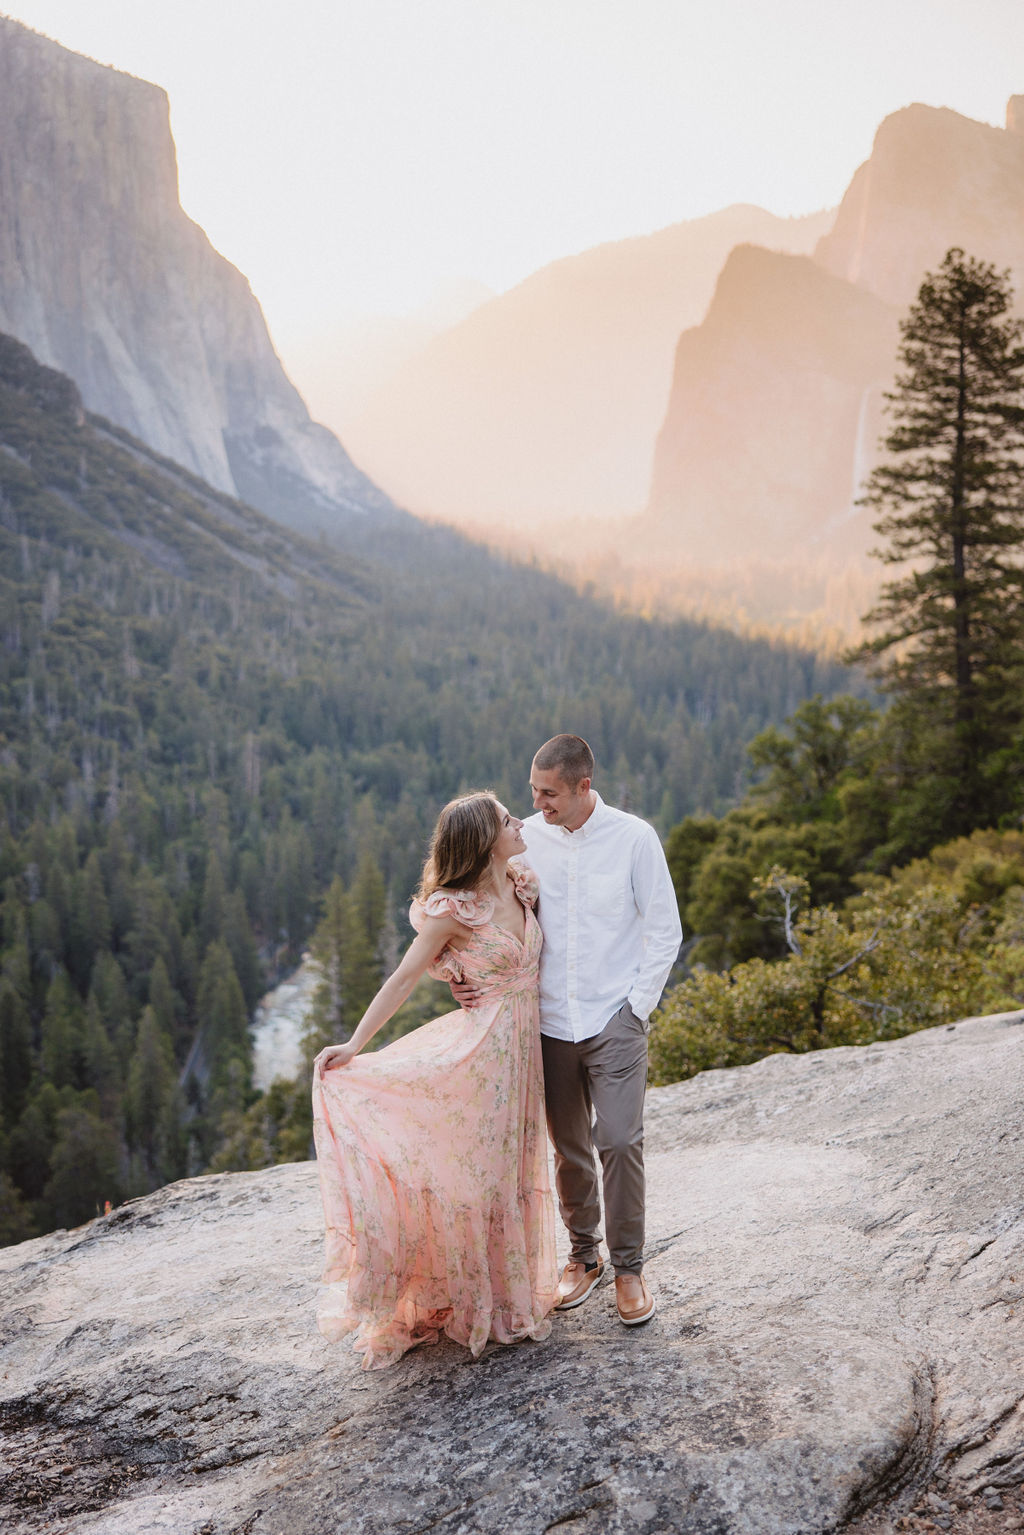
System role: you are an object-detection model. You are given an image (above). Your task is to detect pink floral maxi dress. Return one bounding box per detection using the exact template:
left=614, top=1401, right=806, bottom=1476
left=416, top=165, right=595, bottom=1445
left=311, top=862, right=559, bottom=1369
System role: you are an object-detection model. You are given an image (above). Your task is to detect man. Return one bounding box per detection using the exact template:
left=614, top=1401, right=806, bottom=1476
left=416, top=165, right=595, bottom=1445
left=523, top=734, right=682, bottom=1325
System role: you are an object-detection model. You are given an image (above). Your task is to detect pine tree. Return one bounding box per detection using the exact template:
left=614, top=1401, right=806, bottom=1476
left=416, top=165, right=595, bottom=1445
left=222, top=889, right=262, bottom=1013
left=124, top=1004, right=175, bottom=1176
left=307, top=875, right=353, bottom=1048
left=43, top=1101, right=120, bottom=1229
left=853, top=248, right=1024, bottom=832
left=195, top=940, right=250, bottom=1099
left=8, top=1083, right=61, bottom=1203
left=40, top=970, right=84, bottom=1090
left=154, top=1083, right=191, bottom=1184
left=69, top=848, right=111, bottom=989
left=306, top=865, right=386, bottom=1052
left=80, top=992, right=119, bottom=1112
left=124, top=866, right=179, bottom=998
left=199, top=852, right=227, bottom=950
left=147, top=955, right=184, bottom=1059
left=0, top=978, right=33, bottom=1124
left=0, top=1170, right=35, bottom=1245
left=87, top=951, right=133, bottom=1070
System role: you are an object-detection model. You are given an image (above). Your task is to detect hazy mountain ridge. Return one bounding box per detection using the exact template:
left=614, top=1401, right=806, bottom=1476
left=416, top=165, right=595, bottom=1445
left=344, top=204, right=835, bottom=527
left=348, top=96, right=1024, bottom=631
left=287, top=279, right=497, bottom=444
left=629, top=95, right=1024, bottom=624
left=0, top=15, right=392, bottom=538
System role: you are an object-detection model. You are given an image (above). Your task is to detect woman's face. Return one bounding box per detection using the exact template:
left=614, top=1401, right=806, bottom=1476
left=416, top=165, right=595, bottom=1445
left=492, top=801, right=526, bottom=863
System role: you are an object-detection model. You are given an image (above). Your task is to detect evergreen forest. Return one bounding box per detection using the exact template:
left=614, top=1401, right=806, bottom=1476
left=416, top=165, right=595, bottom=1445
left=0, top=332, right=848, bottom=1244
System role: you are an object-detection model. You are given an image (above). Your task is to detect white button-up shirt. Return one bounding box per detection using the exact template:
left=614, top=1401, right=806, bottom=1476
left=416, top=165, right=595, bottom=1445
left=522, top=793, right=683, bottom=1042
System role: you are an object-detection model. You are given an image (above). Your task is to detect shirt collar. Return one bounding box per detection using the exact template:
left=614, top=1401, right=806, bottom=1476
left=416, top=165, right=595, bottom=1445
left=559, top=790, right=605, bottom=839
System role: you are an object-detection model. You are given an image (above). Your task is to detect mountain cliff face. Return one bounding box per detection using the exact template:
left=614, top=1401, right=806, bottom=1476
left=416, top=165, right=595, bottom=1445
left=643, top=98, right=1024, bottom=584
left=815, top=101, right=1024, bottom=308
left=343, top=205, right=834, bottom=528
left=0, top=17, right=391, bottom=535
left=645, top=247, right=898, bottom=565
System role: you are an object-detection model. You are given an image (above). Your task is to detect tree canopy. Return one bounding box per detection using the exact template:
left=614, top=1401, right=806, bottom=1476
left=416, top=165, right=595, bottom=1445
left=852, top=247, right=1024, bottom=835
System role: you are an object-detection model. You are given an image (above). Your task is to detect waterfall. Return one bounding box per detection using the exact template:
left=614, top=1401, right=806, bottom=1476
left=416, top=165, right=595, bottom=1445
left=845, top=384, right=874, bottom=523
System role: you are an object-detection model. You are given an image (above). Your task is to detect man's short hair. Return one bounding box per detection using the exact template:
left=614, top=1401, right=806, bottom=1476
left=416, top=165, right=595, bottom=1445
left=533, top=734, right=595, bottom=787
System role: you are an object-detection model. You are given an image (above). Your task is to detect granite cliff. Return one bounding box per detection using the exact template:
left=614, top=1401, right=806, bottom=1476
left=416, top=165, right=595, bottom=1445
left=638, top=97, right=1024, bottom=605
left=815, top=102, right=1024, bottom=309
left=0, top=17, right=391, bottom=536
left=644, top=246, right=898, bottom=566
left=2, top=1011, right=1023, bottom=1534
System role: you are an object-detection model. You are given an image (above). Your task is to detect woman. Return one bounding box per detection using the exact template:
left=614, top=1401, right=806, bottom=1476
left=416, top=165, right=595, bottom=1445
left=312, top=792, right=559, bottom=1369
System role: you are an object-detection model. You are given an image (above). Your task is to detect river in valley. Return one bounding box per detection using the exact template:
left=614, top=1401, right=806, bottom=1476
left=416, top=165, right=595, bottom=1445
left=250, top=955, right=321, bottom=1091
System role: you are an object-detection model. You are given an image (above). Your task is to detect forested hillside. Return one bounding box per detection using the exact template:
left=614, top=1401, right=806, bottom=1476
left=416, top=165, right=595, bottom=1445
left=0, top=334, right=849, bottom=1244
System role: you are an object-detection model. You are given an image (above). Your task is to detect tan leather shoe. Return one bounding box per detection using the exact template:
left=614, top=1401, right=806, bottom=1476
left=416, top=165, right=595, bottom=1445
left=554, top=1258, right=604, bottom=1310
left=615, top=1271, right=656, bottom=1325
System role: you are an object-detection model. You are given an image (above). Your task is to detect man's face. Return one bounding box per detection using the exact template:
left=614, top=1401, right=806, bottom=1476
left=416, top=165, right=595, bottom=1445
left=530, top=761, right=592, bottom=831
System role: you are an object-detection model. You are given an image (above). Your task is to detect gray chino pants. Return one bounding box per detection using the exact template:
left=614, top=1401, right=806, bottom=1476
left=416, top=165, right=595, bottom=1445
left=540, top=1001, right=648, bottom=1276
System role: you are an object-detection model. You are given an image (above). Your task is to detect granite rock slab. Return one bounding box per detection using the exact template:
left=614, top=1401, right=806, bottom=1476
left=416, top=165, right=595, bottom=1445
left=2, top=1011, right=1023, bottom=1534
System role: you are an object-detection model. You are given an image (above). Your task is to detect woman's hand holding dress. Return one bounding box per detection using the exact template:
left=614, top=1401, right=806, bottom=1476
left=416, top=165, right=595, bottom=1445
left=314, top=911, right=470, bottom=1074
left=316, top=1042, right=360, bottom=1073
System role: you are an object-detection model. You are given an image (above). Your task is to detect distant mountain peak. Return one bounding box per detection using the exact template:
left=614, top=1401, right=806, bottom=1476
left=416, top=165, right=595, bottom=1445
left=815, top=97, right=1024, bottom=307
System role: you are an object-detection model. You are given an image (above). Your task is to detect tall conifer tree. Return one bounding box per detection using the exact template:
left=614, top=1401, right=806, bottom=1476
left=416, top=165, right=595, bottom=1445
left=854, top=249, right=1024, bottom=831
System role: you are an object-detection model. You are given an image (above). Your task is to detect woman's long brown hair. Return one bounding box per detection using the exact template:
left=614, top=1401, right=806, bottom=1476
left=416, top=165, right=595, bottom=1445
left=417, top=792, right=502, bottom=900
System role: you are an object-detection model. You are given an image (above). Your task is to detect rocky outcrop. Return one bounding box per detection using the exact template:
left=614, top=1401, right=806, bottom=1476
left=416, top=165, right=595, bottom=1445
left=3, top=1010, right=1023, bottom=1534
left=0, top=17, right=392, bottom=535
left=815, top=104, right=1024, bottom=310
left=344, top=205, right=834, bottom=528
left=644, top=245, right=898, bottom=565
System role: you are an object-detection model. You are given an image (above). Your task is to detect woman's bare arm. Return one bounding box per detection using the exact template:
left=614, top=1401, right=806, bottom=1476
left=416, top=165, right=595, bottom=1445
left=316, top=913, right=469, bottom=1072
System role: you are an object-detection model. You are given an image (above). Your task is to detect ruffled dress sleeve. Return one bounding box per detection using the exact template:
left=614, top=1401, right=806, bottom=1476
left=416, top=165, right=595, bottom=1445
left=409, top=887, right=495, bottom=984
left=508, top=858, right=539, bottom=909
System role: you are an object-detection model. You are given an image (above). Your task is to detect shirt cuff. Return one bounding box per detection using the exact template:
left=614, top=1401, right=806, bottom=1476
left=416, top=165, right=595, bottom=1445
left=627, top=993, right=652, bottom=1023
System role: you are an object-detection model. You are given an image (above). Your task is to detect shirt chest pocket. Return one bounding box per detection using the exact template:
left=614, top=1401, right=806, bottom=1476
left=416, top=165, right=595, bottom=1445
left=586, top=870, right=626, bottom=920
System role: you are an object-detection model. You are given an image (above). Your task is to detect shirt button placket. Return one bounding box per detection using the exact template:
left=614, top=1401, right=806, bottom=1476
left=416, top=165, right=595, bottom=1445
left=567, top=838, right=579, bottom=1039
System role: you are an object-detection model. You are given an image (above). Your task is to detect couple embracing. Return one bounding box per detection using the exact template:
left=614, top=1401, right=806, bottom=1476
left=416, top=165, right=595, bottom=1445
left=312, top=735, right=682, bottom=1370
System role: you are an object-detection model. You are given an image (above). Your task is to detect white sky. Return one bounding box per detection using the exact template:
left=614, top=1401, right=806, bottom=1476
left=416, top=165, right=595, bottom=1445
left=4, top=0, right=1024, bottom=367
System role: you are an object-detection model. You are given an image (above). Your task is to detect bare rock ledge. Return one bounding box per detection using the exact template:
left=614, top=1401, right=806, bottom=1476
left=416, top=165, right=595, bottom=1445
left=3, top=1012, right=1024, bottom=1535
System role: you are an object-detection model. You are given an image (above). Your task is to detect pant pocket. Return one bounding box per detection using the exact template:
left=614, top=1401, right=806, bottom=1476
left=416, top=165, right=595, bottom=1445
left=621, top=1001, right=650, bottom=1036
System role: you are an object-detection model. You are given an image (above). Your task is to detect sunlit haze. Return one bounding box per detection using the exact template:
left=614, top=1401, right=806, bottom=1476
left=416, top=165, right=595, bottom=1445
left=4, top=0, right=1024, bottom=417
